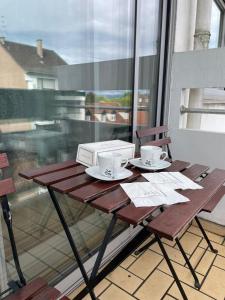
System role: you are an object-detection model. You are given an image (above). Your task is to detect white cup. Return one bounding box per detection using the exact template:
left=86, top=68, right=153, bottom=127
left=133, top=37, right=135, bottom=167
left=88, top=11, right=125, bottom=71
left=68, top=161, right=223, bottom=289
left=97, top=152, right=128, bottom=178
left=141, top=145, right=168, bottom=167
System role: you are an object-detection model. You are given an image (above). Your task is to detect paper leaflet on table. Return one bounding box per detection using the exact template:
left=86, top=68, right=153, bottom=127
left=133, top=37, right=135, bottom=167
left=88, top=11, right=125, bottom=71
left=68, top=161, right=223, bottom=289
left=141, top=172, right=203, bottom=190
left=120, top=182, right=189, bottom=207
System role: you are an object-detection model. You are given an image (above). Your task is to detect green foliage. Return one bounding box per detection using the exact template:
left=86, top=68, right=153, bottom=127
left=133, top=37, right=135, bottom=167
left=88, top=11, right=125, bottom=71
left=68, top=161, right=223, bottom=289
left=85, top=91, right=132, bottom=107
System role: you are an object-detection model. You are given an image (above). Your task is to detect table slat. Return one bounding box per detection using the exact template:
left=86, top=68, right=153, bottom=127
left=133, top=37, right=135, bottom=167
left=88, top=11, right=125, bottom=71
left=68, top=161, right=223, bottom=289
left=51, top=173, right=96, bottom=193
left=19, top=160, right=78, bottom=179
left=164, top=160, right=190, bottom=172
left=182, top=164, right=209, bottom=180
left=91, top=177, right=146, bottom=213
left=116, top=204, right=157, bottom=226
left=68, top=169, right=140, bottom=203
left=34, top=165, right=85, bottom=186
left=147, top=169, right=225, bottom=240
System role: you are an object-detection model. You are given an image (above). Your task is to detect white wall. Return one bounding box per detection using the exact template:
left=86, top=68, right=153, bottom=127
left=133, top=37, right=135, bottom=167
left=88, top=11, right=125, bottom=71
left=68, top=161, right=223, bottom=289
left=169, top=48, right=225, bottom=225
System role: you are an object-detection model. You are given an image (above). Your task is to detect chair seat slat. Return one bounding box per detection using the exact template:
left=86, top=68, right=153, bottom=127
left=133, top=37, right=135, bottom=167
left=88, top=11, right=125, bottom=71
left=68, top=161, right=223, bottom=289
left=31, top=286, right=61, bottom=300
left=144, top=137, right=171, bottom=148
left=0, top=178, right=16, bottom=197
left=4, top=278, right=47, bottom=300
left=202, top=185, right=225, bottom=213
left=136, top=125, right=168, bottom=138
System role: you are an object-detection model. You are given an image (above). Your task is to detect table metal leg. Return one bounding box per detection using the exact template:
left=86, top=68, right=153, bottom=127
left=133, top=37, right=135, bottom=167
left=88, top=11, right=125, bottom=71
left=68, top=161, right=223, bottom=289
left=155, top=234, right=188, bottom=300
left=195, top=217, right=218, bottom=253
left=74, top=228, right=150, bottom=300
left=175, top=238, right=201, bottom=289
left=90, top=214, right=117, bottom=281
left=47, top=187, right=97, bottom=300
left=1, top=196, right=26, bottom=287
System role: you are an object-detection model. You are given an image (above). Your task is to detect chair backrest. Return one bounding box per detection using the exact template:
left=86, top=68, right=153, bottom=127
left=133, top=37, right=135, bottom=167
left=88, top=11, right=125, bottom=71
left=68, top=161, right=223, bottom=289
left=136, top=125, right=172, bottom=159
left=0, top=153, right=16, bottom=197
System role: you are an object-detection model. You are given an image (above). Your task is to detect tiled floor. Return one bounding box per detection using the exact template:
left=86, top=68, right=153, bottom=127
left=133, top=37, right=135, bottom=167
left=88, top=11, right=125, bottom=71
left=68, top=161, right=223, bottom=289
left=69, top=220, right=225, bottom=300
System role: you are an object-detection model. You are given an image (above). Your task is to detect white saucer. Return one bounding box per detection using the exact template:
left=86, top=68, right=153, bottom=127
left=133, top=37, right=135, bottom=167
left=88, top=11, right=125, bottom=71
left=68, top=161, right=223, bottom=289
left=129, top=158, right=171, bottom=171
left=85, top=166, right=133, bottom=181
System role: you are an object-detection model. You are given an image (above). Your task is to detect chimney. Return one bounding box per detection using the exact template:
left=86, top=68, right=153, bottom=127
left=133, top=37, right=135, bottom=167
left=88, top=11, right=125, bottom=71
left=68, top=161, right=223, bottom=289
left=36, top=39, right=43, bottom=58
left=0, top=37, right=5, bottom=45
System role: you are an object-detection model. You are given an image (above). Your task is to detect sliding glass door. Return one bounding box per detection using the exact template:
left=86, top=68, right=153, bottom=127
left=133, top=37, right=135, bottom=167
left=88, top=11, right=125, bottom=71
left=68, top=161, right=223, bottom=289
left=0, top=0, right=163, bottom=294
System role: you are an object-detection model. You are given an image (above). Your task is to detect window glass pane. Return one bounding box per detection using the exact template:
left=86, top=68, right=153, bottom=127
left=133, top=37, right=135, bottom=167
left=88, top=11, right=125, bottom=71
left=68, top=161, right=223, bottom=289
left=0, top=0, right=135, bottom=290
left=137, top=0, right=161, bottom=129
left=0, top=0, right=163, bottom=293
left=209, top=1, right=221, bottom=48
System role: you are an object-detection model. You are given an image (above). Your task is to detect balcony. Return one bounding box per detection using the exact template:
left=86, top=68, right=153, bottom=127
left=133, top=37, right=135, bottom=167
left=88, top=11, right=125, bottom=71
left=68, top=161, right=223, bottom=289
left=0, top=0, right=225, bottom=299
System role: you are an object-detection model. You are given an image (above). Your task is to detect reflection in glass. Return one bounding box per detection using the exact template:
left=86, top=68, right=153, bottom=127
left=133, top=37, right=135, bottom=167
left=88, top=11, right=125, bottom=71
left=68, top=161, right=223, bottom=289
left=0, top=0, right=162, bottom=292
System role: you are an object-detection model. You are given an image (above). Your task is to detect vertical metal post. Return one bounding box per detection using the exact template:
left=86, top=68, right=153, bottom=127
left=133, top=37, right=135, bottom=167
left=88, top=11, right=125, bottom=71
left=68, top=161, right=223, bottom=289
left=131, top=0, right=140, bottom=143
left=47, top=187, right=96, bottom=300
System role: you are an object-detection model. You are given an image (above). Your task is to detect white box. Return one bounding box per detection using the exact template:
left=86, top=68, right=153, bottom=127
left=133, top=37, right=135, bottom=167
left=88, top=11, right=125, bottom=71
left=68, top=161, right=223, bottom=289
left=76, top=140, right=135, bottom=167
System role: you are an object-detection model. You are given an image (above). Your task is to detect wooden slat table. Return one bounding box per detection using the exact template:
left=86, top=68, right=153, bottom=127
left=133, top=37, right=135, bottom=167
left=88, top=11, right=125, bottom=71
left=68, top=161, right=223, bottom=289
left=19, top=160, right=225, bottom=300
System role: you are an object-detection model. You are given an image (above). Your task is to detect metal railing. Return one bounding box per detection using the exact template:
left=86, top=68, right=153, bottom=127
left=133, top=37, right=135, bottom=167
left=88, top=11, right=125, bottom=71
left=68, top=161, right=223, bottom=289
left=180, top=105, right=225, bottom=115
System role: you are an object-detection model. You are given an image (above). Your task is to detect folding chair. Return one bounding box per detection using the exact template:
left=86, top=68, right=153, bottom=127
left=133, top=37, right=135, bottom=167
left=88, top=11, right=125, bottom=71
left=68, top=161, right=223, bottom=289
left=136, top=124, right=172, bottom=160
left=0, top=153, right=70, bottom=300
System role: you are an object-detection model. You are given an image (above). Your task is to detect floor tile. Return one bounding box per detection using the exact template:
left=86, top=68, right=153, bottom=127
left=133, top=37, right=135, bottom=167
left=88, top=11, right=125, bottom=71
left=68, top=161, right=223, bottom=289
left=99, top=284, right=136, bottom=300
left=169, top=282, right=213, bottom=300
left=176, top=232, right=201, bottom=255
left=213, top=255, right=225, bottom=270
left=150, top=243, right=189, bottom=265
left=107, top=266, right=142, bottom=294
left=128, top=250, right=163, bottom=279
left=201, top=266, right=225, bottom=300
left=135, top=270, right=173, bottom=300
left=189, top=247, right=205, bottom=268
left=132, top=236, right=154, bottom=257
left=192, top=219, right=225, bottom=236
left=120, top=255, right=137, bottom=269
left=196, top=250, right=216, bottom=275
left=158, top=259, right=204, bottom=287
left=162, top=238, right=176, bottom=247
left=163, top=296, right=176, bottom=300
left=199, top=240, right=225, bottom=257
left=188, top=225, right=224, bottom=244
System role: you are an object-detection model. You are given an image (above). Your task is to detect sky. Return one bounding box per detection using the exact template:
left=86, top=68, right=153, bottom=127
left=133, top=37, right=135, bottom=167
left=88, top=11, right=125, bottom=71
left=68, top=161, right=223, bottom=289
left=0, top=0, right=160, bottom=64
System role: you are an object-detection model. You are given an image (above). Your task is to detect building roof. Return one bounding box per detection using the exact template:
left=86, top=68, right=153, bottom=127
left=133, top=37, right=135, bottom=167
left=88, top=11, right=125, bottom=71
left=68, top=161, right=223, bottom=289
left=1, top=40, right=67, bottom=76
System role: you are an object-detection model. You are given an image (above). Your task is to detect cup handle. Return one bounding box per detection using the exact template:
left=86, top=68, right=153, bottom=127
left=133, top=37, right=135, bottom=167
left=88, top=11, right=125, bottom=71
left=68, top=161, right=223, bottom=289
left=121, top=158, right=128, bottom=169
left=161, top=151, right=168, bottom=161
